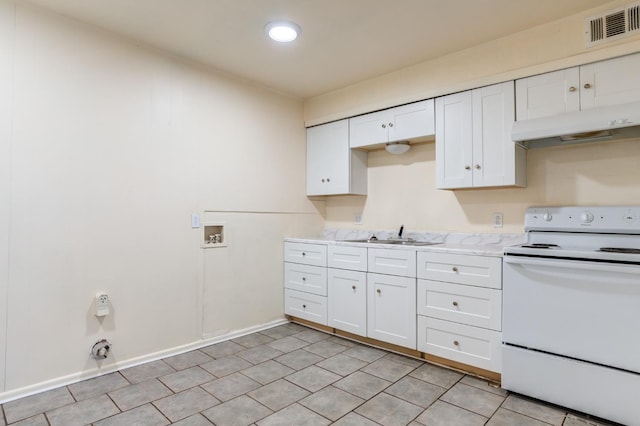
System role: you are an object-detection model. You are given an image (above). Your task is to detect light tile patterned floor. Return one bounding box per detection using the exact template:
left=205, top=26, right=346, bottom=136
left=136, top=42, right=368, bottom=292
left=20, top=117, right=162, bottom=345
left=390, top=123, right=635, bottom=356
left=0, top=323, right=620, bottom=425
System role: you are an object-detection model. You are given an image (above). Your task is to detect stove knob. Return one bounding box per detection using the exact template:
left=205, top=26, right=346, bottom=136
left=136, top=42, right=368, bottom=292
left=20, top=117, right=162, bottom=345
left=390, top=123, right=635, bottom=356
left=580, top=211, right=594, bottom=224
left=542, top=213, right=552, bottom=221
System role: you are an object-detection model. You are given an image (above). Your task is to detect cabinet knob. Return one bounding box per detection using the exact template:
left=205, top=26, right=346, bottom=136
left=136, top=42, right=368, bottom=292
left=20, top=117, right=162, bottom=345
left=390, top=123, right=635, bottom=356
left=464, top=165, right=471, bottom=171
left=321, top=179, right=325, bottom=183
left=584, top=83, right=592, bottom=89
left=474, top=164, right=481, bottom=170
left=453, top=340, right=459, bottom=346
left=452, top=266, right=458, bottom=272
left=302, top=277, right=306, bottom=281
left=326, top=178, right=330, bottom=182
left=302, top=304, right=307, bottom=309
left=352, top=285, right=356, bottom=290
left=381, top=124, right=387, bottom=128
left=302, top=252, right=306, bottom=256
left=569, top=86, right=577, bottom=92
left=452, top=301, right=458, bottom=307
left=388, top=122, right=393, bottom=127
left=376, top=289, right=381, bottom=294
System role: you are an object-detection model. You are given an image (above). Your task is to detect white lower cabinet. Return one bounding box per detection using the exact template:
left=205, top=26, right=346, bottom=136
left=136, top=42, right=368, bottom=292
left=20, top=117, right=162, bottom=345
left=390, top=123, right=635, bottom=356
left=417, top=317, right=502, bottom=373
left=285, top=289, right=327, bottom=325
left=417, top=251, right=503, bottom=373
left=327, top=268, right=367, bottom=336
left=367, top=273, right=416, bottom=349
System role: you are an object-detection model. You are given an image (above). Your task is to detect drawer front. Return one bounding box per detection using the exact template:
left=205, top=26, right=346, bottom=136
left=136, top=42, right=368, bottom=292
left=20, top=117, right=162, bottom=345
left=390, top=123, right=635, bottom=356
left=284, top=263, right=327, bottom=296
left=417, top=316, right=502, bottom=372
left=284, top=289, right=327, bottom=325
left=328, top=268, right=367, bottom=336
left=417, top=280, right=502, bottom=330
left=284, top=242, right=327, bottom=267
left=368, top=248, right=416, bottom=277
left=417, top=252, right=501, bottom=288
left=328, top=245, right=368, bottom=271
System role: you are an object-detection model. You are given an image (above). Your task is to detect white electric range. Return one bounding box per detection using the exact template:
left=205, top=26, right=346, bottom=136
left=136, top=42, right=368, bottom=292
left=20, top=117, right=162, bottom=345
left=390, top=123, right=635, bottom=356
left=502, top=206, right=640, bottom=426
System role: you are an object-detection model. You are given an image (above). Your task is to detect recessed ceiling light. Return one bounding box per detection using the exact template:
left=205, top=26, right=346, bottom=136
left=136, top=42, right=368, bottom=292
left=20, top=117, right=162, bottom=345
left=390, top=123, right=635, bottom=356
left=265, top=21, right=301, bottom=43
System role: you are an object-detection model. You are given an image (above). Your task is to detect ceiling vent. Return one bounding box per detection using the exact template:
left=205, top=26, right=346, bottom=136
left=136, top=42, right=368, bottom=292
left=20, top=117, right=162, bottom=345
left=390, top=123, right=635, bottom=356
left=586, top=3, right=640, bottom=46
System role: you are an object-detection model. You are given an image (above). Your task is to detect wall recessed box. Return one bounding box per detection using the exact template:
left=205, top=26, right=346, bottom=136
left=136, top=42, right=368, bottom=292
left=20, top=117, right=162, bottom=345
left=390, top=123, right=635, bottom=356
left=202, top=223, right=227, bottom=248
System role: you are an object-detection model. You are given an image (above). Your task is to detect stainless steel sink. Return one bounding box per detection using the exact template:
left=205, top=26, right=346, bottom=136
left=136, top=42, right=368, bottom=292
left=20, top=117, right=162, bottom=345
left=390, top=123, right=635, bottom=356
left=339, top=239, right=442, bottom=247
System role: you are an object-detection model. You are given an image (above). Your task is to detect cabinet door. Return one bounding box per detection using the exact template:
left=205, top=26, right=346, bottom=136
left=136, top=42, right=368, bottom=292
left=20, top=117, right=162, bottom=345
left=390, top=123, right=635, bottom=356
left=515, top=67, right=580, bottom=120
left=349, top=110, right=389, bottom=148
left=367, top=273, right=416, bottom=348
left=306, top=119, right=350, bottom=195
left=472, top=82, right=521, bottom=187
left=580, top=53, right=640, bottom=110
left=328, top=269, right=367, bottom=336
left=388, top=99, right=435, bottom=143
left=436, top=92, right=473, bottom=189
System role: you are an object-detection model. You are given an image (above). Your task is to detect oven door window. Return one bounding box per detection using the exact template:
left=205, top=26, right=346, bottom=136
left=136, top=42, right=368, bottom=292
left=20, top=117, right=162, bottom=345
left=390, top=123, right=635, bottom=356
left=503, top=256, right=640, bottom=374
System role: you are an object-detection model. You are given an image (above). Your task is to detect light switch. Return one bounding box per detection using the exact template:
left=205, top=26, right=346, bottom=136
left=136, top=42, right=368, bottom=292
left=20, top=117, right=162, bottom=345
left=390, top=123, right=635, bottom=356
left=191, top=213, right=200, bottom=228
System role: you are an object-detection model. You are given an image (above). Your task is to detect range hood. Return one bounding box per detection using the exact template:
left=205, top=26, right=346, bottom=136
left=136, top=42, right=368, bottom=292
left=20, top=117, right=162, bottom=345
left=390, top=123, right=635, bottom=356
left=511, top=101, right=640, bottom=149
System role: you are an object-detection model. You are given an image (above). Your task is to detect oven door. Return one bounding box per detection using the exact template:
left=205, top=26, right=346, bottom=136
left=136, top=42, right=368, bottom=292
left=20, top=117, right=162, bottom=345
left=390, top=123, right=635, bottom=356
left=503, top=255, right=640, bottom=373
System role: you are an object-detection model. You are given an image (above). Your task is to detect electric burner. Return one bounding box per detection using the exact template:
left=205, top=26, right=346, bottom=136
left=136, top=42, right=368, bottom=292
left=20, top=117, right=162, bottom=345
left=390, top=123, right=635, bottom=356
left=599, top=247, right=640, bottom=254
left=520, top=243, right=559, bottom=249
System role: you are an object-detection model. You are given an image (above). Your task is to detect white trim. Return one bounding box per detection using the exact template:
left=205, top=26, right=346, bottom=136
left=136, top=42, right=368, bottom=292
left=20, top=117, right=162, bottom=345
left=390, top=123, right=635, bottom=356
left=0, top=317, right=288, bottom=403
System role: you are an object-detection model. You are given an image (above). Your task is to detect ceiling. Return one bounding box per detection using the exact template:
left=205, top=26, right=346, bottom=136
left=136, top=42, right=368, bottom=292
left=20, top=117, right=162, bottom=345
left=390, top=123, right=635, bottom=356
left=25, top=0, right=612, bottom=98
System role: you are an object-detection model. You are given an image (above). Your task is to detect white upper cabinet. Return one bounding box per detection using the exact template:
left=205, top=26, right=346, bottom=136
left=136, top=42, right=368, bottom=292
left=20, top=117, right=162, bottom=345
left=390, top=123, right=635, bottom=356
left=306, top=119, right=367, bottom=196
left=516, top=53, right=640, bottom=120
left=349, top=100, right=435, bottom=148
left=436, top=81, right=526, bottom=189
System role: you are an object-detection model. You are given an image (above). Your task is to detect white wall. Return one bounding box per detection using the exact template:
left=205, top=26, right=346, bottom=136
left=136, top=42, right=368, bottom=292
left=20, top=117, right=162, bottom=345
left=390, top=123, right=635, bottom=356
left=0, top=0, right=15, bottom=395
left=0, top=1, right=322, bottom=398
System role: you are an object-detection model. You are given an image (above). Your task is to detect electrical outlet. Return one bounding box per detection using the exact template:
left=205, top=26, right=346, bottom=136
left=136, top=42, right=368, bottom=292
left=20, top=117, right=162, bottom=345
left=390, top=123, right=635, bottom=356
left=354, top=213, right=363, bottom=225
left=95, top=293, right=111, bottom=317
left=493, top=212, right=503, bottom=228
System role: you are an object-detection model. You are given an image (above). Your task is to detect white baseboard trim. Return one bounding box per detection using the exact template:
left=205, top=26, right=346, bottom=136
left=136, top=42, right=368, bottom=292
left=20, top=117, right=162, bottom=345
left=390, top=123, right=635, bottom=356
left=0, top=317, right=290, bottom=404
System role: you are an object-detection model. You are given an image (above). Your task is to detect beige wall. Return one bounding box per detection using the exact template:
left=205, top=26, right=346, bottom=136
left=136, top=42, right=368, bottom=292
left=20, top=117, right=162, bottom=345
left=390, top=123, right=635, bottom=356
left=306, top=0, right=640, bottom=233
left=0, top=1, right=322, bottom=398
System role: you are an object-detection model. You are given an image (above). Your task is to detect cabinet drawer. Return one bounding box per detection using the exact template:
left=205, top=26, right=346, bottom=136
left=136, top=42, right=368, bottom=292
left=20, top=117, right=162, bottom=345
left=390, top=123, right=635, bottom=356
left=284, top=263, right=327, bottom=296
left=284, top=242, right=327, bottom=267
left=284, top=289, right=327, bottom=325
left=328, top=268, right=367, bottom=337
left=417, top=316, right=501, bottom=373
left=368, top=248, right=416, bottom=277
left=417, top=252, right=501, bottom=288
left=328, top=245, right=367, bottom=271
left=417, top=280, right=502, bottom=330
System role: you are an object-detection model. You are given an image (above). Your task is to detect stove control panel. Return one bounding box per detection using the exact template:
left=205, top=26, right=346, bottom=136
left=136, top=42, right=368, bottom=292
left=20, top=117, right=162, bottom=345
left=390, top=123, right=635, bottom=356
left=525, top=206, right=640, bottom=233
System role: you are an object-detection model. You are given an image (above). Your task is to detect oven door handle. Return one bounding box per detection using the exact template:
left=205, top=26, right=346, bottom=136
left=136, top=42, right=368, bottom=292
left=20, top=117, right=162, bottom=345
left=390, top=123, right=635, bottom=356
left=503, top=256, right=640, bottom=275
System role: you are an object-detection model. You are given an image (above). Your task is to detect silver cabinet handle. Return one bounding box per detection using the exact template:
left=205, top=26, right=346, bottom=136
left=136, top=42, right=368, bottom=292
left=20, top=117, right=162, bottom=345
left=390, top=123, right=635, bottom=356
left=302, top=252, right=306, bottom=257
left=381, top=124, right=386, bottom=128
left=302, top=277, right=306, bottom=281
left=453, top=340, right=459, bottom=346
left=452, top=266, right=458, bottom=272
left=302, top=304, right=306, bottom=309
left=569, top=86, right=577, bottom=92
left=388, top=122, right=393, bottom=127
left=326, top=178, right=330, bottom=182
left=352, top=285, right=356, bottom=290
left=452, top=301, right=458, bottom=307
left=584, top=83, right=592, bottom=89
left=376, top=289, right=381, bottom=294
left=474, top=164, right=481, bottom=170
left=464, top=165, right=471, bottom=170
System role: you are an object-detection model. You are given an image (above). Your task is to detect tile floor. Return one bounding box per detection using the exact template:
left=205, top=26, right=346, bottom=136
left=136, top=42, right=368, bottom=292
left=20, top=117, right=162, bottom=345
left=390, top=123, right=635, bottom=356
left=0, top=323, right=619, bottom=426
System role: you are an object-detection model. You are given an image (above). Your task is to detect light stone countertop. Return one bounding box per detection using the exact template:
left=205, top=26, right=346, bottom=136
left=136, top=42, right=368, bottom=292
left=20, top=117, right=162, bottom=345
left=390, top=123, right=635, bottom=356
left=285, top=228, right=526, bottom=257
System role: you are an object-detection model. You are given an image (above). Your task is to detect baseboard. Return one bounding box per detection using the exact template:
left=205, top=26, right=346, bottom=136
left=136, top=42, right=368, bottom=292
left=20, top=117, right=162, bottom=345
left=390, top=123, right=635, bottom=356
left=0, top=317, right=289, bottom=403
